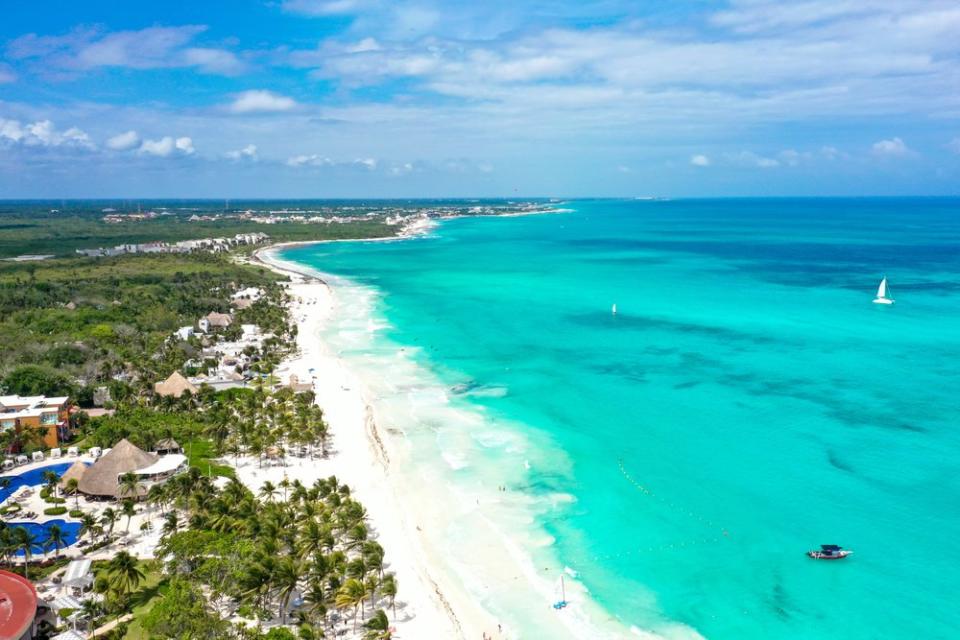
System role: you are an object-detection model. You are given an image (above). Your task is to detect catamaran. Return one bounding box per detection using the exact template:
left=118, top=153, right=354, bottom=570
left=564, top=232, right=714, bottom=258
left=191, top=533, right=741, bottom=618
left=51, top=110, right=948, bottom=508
left=873, top=277, right=894, bottom=305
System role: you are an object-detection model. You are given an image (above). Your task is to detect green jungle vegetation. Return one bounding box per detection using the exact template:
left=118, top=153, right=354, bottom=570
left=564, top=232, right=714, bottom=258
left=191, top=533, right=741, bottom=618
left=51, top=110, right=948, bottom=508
left=0, top=203, right=394, bottom=257
left=0, top=215, right=400, bottom=638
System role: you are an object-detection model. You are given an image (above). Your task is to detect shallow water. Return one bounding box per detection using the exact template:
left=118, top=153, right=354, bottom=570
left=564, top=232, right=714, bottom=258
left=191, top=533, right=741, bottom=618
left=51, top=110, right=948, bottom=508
left=284, top=198, right=960, bottom=639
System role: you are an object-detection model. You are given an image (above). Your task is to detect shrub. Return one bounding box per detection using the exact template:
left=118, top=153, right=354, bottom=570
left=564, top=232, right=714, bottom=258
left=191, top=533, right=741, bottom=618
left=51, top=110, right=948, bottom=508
left=45, top=496, right=67, bottom=505
left=69, top=509, right=84, bottom=518
left=43, top=506, right=68, bottom=516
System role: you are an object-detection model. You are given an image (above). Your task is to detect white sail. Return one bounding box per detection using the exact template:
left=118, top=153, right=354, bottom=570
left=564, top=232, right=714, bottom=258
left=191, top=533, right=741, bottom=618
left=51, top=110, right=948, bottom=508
left=877, top=277, right=887, bottom=299
left=873, top=277, right=894, bottom=304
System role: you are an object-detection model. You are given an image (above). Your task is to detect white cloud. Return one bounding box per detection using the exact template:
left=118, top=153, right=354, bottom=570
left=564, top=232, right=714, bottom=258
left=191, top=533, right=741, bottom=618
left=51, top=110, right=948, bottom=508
left=139, top=136, right=195, bottom=157
left=175, top=137, right=195, bottom=154
left=947, top=138, right=960, bottom=154
left=225, top=144, right=258, bottom=160
left=286, top=154, right=379, bottom=169
left=229, top=90, right=298, bottom=114
left=7, top=26, right=245, bottom=76
left=0, top=117, right=94, bottom=149
left=690, top=154, right=711, bottom=167
left=0, top=64, right=15, bottom=83
left=106, top=130, right=140, bottom=151
left=287, top=154, right=328, bottom=167
left=872, top=137, right=910, bottom=156
left=729, top=150, right=780, bottom=168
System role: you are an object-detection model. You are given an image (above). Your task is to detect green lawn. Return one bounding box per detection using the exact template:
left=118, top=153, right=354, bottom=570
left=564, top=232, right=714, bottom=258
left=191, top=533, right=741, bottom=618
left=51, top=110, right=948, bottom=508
left=182, top=438, right=235, bottom=478
left=120, top=561, right=167, bottom=640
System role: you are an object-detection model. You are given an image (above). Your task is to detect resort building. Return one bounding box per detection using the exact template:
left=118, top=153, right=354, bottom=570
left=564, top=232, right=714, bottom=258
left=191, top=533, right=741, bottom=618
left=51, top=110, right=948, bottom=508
left=76, top=439, right=187, bottom=499
left=0, top=395, right=69, bottom=449
left=153, top=372, right=198, bottom=398
left=199, top=312, right=233, bottom=333
left=0, top=569, right=38, bottom=639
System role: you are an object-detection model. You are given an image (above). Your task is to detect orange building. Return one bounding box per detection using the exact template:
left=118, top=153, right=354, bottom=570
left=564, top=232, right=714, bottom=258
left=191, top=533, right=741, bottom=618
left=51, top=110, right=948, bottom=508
left=0, top=395, right=70, bottom=449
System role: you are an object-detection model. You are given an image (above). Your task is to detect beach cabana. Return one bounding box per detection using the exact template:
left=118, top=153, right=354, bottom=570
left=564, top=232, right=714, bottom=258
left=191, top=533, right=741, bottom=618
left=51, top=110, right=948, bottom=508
left=15, top=455, right=28, bottom=465
left=32, top=451, right=44, bottom=462
left=88, top=447, right=101, bottom=458
left=2, top=459, right=13, bottom=471
left=58, top=461, right=88, bottom=490
left=50, top=448, right=62, bottom=458
left=78, top=439, right=157, bottom=499
left=67, top=446, right=79, bottom=457
left=61, top=559, right=93, bottom=590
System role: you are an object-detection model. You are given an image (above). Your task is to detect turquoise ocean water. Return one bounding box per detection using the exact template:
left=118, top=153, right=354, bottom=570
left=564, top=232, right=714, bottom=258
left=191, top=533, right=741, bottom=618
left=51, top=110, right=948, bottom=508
left=283, top=199, right=960, bottom=639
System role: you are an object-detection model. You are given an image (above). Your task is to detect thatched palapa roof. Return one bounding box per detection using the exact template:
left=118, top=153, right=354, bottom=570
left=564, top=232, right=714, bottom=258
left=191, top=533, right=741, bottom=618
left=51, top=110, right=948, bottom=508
left=78, top=438, right=158, bottom=498
left=58, top=461, right=88, bottom=489
left=154, top=438, right=181, bottom=453
left=154, top=371, right=198, bottom=398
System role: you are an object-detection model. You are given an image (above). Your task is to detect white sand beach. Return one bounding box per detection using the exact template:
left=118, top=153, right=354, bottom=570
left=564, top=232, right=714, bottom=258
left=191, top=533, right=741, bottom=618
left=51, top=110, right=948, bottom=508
left=249, top=229, right=646, bottom=640
left=246, top=249, right=502, bottom=640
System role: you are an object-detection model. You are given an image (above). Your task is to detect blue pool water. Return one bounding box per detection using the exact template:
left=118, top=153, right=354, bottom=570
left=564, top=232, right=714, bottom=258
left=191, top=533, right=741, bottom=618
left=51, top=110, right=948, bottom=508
left=0, top=461, right=76, bottom=502
left=282, top=198, right=960, bottom=639
left=8, top=519, right=82, bottom=555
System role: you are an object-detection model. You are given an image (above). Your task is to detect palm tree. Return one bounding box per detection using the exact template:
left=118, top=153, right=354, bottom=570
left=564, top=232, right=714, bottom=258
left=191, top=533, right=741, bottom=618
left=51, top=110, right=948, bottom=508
left=43, top=470, right=60, bottom=498
left=273, top=555, right=302, bottom=623
left=65, top=478, right=81, bottom=509
left=146, top=482, right=167, bottom=515
left=100, top=507, right=119, bottom=538
left=79, top=598, right=103, bottom=631
left=381, top=574, right=397, bottom=620
left=105, top=550, right=144, bottom=603
left=121, top=499, right=136, bottom=534
left=79, top=514, right=97, bottom=542
left=335, top=578, right=366, bottom=632
left=363, top=609, right=390, bottom=639
left=12, top=527, right=37, bottom=579
left=45, top=523, right=68, bottom=559
left=259, top=481, right=278, bottom=503
left=162, top=511, right=179, bottom=536
left=118, top=472, right=143, bottom=502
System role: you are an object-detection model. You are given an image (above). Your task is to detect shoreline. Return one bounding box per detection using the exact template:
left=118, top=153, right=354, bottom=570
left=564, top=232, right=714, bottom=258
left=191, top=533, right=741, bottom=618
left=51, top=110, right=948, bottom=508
left=250, top=246, right=499, bottom=639
left=249, top=210, right=660, bottom=639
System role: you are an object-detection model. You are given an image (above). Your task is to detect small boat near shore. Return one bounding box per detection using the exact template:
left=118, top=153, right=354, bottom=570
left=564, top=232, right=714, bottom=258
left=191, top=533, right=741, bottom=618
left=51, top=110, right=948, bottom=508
left=808, top=544, right=852, bottom=560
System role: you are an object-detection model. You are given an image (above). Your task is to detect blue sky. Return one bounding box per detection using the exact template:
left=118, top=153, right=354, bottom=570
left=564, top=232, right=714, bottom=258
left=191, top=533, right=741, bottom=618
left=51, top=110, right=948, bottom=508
left=1, top=0, right=958, bottom=197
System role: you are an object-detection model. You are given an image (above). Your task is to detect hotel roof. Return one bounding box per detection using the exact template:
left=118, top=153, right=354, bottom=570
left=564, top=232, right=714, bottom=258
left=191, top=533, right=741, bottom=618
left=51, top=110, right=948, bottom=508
left=0, top=569, right=37, bottom=640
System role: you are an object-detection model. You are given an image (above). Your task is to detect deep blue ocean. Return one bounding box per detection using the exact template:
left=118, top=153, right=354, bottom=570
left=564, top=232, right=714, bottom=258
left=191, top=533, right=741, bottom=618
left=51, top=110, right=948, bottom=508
left=284, top=198, right=960, bottom=639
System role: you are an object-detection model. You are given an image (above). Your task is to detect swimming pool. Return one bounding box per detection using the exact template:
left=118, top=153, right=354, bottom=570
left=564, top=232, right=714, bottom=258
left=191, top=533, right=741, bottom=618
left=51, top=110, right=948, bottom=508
left=6, top=519, right=82, bottom=555
left=0, top=461, right=78, bottom=503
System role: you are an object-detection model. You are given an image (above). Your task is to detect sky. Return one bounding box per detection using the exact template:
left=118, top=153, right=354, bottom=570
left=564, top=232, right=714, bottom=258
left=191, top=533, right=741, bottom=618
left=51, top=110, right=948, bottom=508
left=0, top=0, right=959, bottom=198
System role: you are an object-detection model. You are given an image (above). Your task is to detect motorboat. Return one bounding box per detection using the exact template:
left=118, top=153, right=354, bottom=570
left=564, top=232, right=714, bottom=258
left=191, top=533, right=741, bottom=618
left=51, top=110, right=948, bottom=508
left=807, top=544, right=852, bottom=560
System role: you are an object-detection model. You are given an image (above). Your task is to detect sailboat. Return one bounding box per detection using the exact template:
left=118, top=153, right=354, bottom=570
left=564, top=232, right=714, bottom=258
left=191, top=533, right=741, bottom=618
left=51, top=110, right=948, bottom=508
left=611, top=303, right=617, bottom=315
left=873, top=277, right=894, bottom=305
